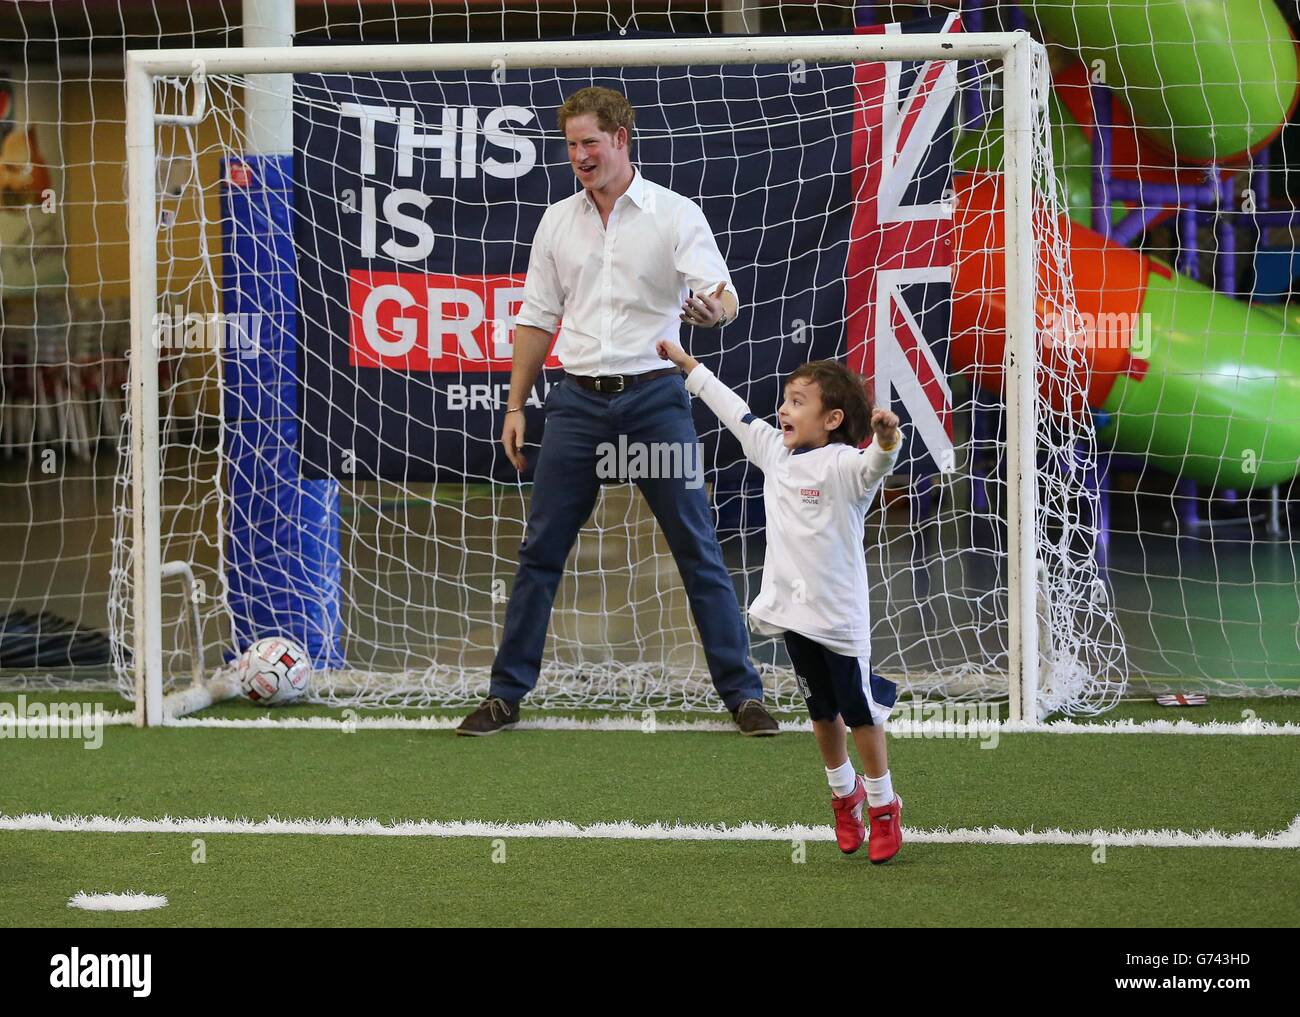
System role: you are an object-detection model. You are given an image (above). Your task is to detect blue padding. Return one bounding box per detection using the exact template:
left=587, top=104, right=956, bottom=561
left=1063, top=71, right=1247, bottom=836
left=221, top=154, right=343, bottom=667
left=220, top=157, right=298, bottom=424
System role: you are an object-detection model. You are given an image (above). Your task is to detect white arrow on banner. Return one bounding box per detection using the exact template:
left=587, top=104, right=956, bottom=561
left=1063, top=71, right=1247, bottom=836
left=874, top=267, right=955, bottom=473
left=877, top=20, right=960, bottom=225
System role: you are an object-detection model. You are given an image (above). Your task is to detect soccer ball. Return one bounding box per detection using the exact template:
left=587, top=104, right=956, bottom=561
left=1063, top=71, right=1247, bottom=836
left=238, top=637, right=311, bottom=706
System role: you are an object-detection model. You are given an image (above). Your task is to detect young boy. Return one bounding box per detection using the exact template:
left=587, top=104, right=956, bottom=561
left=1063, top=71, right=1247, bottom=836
left=656, top=339, right=904, bottom=863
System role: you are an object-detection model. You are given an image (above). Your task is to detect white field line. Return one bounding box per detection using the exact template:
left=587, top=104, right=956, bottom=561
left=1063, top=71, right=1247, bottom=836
left=67, top=891, right=168, bottom=912
left=1, top=714, right=1297, bottom=736
left=2, top=812, right=1297, bottom=850
left=164, top=714, right=1300, bottom=735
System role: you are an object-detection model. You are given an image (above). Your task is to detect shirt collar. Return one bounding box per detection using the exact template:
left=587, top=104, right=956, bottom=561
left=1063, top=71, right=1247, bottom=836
left=581, top=167, right=649, bottom=213
left=625, top=168, right=648, bottom=209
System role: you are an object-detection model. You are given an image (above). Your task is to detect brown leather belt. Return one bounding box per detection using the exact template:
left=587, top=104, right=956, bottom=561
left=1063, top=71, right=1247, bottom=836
left=565, top=367, right=679, bottom=395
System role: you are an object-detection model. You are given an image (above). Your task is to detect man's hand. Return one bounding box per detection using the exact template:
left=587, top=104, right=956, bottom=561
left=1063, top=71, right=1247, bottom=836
left=680, top=282, right=732, bottom=328
left=500, top=323, right=553, bottom=472
left=656, top=339, right=699, bottom=375
left=871, top=408, right=901, bottom=450
left=502, top=411, right=528, bottom=471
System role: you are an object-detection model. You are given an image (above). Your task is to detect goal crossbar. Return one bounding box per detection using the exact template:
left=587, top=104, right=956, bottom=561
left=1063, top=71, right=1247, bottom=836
left=126, top=34, right=1033, bottom=77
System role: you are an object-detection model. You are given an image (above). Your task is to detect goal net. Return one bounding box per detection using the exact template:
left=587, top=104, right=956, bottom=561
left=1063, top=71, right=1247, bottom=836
left=111, top=27, right=1128, bottom=722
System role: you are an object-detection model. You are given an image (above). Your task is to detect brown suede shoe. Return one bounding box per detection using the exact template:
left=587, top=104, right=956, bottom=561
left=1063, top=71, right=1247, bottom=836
left=456, top=696, right=521, bottom=736
left=731, top=698, right=780, bottom=736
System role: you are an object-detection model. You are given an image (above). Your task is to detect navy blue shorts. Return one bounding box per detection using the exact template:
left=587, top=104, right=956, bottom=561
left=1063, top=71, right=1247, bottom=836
left=783, top=630, right=898, bottom=728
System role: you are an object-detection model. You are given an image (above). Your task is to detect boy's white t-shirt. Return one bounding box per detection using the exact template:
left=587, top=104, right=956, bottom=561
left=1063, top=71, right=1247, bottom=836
left=684, top=364, right=901, bottom=658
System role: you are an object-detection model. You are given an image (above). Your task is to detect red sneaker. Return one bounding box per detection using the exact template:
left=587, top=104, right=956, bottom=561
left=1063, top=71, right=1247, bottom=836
left=830, top=776, right=867, bottom=854
left=867, top=794, right=903, bottom=864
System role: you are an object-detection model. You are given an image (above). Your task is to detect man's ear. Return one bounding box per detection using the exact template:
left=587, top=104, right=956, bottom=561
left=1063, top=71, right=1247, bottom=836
left=615, top=126, right=629, bottom=151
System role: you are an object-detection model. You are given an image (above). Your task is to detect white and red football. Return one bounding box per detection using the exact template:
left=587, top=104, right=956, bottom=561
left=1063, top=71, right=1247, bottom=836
left=238, top=636, right=311, bottom=706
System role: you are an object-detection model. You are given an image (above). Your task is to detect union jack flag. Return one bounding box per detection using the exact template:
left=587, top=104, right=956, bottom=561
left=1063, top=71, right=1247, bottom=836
left=847, top=12, right=960, bottom=474
left=1155, top=693, right=1208, bottom=707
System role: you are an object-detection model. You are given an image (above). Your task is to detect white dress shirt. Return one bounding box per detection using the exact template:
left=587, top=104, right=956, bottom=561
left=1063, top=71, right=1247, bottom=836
left=685, top=364, right=902, bottom=657
left=515, top=169, right=739, bottom=376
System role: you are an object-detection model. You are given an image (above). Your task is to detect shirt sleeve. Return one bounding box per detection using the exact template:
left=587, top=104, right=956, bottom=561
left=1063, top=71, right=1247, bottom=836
left=515, top=208, right=563, bottom=333
left=834, top=429, right=904, bottom=505
left=673, top=199, right=740, bottom=309
left=684, top=363, right=783, bottom=473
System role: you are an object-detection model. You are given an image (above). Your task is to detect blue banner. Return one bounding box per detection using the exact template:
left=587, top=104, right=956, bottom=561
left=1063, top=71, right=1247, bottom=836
left=293, top=24, right=957, bottom=485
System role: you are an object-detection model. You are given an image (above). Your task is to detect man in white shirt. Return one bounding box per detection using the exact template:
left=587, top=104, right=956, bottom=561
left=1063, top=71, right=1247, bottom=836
left=458, top=86, right=778, bottom=736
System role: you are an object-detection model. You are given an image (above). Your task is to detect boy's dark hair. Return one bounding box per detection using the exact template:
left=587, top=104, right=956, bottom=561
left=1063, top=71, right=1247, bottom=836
left=557, top=87, right=636, bottom=148
left=786, top=360, right=874, bottom=446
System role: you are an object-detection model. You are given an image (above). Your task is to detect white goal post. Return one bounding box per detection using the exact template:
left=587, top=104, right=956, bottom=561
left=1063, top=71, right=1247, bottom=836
left=122, top=31, right=1098, bottom=727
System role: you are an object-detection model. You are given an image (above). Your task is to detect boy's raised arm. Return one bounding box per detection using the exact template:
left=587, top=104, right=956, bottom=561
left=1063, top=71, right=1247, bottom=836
left=657, top=341, right=783, bottom=472
left=837, top=415, right=904, bottom=503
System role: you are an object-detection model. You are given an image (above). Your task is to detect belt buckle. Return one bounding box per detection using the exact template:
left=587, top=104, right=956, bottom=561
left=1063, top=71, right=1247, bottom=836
left=599, top=375, right=625, bottom=394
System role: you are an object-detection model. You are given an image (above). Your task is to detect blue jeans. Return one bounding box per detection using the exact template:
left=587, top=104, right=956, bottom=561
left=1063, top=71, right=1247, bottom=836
left=490, top=373, right=763, bottom=710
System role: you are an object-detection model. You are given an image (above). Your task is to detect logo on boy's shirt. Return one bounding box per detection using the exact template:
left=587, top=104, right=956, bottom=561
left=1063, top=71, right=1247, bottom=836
left=799, top=487, right=821, bottom=505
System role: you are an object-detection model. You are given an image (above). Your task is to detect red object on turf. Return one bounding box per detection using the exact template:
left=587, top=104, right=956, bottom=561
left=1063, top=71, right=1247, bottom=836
left=831, top=776, right=867, bottom=854
left=867, top=795, right=903, bottom=864
left=1156, top=693, right=1208, bottom=707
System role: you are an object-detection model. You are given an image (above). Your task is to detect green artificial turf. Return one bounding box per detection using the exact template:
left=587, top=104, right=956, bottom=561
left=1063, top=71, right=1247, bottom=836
left=2, top=719, right=1298, bottom=832
left=2, top=692, right=1296, bottom=927
left=2, top=833, right=1294, bottom=928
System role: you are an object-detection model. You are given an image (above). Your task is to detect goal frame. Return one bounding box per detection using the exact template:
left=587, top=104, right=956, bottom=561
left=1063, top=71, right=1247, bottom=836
left=124, top=31, right=1043, bottom=727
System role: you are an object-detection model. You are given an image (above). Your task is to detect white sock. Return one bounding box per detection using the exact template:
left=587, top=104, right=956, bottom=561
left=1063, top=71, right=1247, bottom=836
left=825, top=760, right=857, bottom=798
left=863, top=771, right=895, bottom=808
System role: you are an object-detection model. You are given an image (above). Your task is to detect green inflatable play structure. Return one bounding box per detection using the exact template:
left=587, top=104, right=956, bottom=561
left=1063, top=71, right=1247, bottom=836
left=954, top=0, right=1300, bottom=488
left=1028, top=0, right=1299, bottom=164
